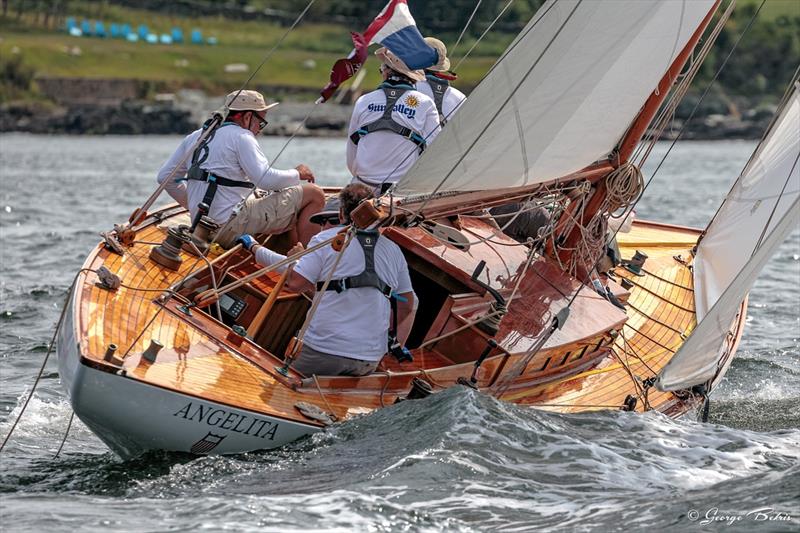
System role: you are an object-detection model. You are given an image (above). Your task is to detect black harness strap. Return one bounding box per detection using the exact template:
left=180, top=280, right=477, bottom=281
left=349, top=86, right=427, bottom=154
left=186, top=121, right=254, bottom=210
left=425, top=74, right=449, bottom=125
left=316, top=229, right=410, bottom=359
left=316, top=230, right=392, bottom=297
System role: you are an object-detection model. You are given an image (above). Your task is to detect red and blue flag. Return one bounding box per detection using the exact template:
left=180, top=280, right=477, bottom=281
left=363, top=0, right=438, bottom=70
left=319, top=0, right=438, bottom=102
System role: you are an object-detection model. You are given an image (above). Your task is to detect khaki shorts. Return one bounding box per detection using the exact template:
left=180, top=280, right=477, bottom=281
left=292, top=344, right=378, bottom=377
left=215, top=186, right=303, bottom=248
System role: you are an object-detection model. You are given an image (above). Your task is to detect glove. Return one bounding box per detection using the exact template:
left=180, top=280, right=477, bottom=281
left=236, top=234, right=257, bottom=251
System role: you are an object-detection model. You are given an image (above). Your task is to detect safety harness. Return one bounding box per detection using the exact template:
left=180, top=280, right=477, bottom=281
left=425, top=73, right=449, bottom=125
left=316, top=230, right=392, bottom=296
left=349, top=84, right=427, bottom=154
left=316, top=229, right=411, bottom=362
left=186, top=121, right=255, bottom=214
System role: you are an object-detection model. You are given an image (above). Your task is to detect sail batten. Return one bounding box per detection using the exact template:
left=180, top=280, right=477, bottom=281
left=657, top=83, right=800, bottom=392
left=395, top=0, right=717, bottom=196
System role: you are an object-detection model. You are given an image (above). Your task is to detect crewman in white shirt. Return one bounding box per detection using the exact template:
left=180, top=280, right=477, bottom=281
left=416, top=37, right=467, bottom=126
left=157, top=90, right=325, bottom=247
left=346, top=47, right=440, bottom=193
left=237, top=183, right=417, bottom=376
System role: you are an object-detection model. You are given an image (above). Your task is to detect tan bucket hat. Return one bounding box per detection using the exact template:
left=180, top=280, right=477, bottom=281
left=224, top=89, right=279, bottom=112
left=424, top=37, right=450, bottom=72
left=374, top=47, right=424, bottom=82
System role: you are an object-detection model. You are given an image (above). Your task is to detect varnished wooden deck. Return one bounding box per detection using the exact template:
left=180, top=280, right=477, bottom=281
left=72, top=210, right=743, bottom=428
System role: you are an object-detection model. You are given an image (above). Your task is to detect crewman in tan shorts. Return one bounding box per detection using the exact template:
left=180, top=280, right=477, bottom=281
left=157, top=89, right=325, bottom=246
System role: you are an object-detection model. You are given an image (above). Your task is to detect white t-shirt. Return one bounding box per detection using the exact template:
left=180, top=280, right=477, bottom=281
left=416, top=78, right=467, bottom=122
left=346, top=85, right=440, bottom=186
left=293, top=227, right=414, bottom=361
left=156, top=123, right=300, bottom=223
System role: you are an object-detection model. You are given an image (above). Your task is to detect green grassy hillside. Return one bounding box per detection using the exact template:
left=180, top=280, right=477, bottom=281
left=1, top=0, right=798, bottom=103
left=0, top=3, right=497, bottom=99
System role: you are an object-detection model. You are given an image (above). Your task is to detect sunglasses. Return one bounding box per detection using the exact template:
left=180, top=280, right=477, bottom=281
left=319, top=215, right=340, bottom=226
left=252, top=112, right=268, bottom=130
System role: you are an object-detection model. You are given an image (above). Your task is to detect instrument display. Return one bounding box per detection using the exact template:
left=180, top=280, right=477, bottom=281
left=219, top=293, right=246, bottom=319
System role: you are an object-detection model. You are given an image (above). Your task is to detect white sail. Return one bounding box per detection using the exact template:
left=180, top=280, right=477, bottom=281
left=657, top=84, right=800, bottom=392
left=395, top=0, right=716, bottom=195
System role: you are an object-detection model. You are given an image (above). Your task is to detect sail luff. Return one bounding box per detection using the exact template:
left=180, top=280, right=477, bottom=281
left=656, top=195, right=800, bottom=391
left=656, top=83, right=800, bottom=391
left=698, top=70, right=800, bottom=242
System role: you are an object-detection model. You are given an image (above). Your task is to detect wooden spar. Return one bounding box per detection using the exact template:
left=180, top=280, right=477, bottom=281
left=615, top=0, right=722, bottom=164
left=247, top=265, right=293, bottom=337
left=555, top=0, right=722, bottom=275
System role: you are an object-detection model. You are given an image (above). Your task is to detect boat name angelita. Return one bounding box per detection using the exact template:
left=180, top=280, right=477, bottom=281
left=173, top=402, right=279, bottom=440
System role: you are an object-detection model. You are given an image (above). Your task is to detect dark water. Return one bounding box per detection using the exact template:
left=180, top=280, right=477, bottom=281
left=0, top=135, right=797, bottom=531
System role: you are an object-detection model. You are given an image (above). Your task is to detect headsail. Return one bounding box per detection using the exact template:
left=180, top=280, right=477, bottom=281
left=657, top=81, right=800, bottom=392
left=394, top=0, right=717, bottom=196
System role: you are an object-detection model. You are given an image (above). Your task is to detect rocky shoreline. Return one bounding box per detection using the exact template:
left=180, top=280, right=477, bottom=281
left=0, top=87, right=775, bottom=140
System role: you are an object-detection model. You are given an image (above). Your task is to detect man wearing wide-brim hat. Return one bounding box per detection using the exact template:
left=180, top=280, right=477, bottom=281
left=346, top=47, right=441, bottom=192
left=157, top=89, right=325, bottom=247
left=416, top=37, right=467, bottom=126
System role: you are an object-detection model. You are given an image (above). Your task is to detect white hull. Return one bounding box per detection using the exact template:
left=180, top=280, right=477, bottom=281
left=56, top=294, right=319, bottom=460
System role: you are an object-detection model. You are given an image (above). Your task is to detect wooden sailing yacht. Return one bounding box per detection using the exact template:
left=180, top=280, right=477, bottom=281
left=56, top=0, right=800, bottom=459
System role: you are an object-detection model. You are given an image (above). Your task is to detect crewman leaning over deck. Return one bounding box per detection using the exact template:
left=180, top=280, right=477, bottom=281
left=157, top=90, right=325, bottom=247
left=347, top=47, right=440, bottom=193
left=416, top=37, right=467, bottom=126
left=237, top=183, right=417, bottom=377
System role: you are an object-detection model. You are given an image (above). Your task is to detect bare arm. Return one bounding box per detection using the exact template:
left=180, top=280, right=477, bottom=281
left=395, top=291, right=417, bottom=345
left=285, top=271, right=315, bottom=294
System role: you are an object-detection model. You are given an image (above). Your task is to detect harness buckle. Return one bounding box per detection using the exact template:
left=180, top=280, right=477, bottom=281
left=332, top=279, right=347, bottom=293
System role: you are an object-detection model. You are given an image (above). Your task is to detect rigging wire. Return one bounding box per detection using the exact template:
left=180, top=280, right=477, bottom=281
left=450, top=0, right=485, bottom=59
left=130, top=0, right=316, bottom=226
left=405, top=0, right=583, bottom=219
left=452, top=0, right=514, bottom=72
left=0, top=269, right=90, bottom=454
left=54, top=412, right=74, bottom=458
left=700, top=66, right=800, bottom=246
left=370, top=0, right=533, bottom=195
left=489, top=0, right=768, bottom=396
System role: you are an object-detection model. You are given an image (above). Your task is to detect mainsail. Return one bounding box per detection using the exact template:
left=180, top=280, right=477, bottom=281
left=394, top=0, right=717, bottom=195
left=657, top=82, right=800, bottom=392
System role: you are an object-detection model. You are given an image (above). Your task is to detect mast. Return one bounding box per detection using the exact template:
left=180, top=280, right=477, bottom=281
left=553, top=0, right=722, bottom=278
left=616, top=0, right=722, bottom=164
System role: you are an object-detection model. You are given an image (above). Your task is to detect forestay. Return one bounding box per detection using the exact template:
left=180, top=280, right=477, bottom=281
left=394, top=0, right=716, bottom=195
left=657, top=83, right=800, bottom=392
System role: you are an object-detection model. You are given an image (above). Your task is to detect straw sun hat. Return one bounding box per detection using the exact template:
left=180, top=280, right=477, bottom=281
left=423, top=37, right=450, bottom=72
left=374, top=47, right=425, bottom=82
left=224, top=89, right=280, bottom=112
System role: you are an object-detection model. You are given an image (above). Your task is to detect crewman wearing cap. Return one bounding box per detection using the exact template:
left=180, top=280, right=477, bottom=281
left=157, top=89, right=325, bottom=247
left=346, top=47, right=441, bottom=192
left=416, top=37, right=467, bottom=126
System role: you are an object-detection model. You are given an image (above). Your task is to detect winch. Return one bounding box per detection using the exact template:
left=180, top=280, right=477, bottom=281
left=149, top=225, right=192, bottom=270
